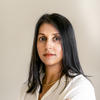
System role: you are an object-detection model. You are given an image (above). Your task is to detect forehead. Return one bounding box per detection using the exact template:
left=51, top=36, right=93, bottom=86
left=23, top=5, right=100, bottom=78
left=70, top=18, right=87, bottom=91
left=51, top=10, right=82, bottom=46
left=38, top=23, right=60, bottom=36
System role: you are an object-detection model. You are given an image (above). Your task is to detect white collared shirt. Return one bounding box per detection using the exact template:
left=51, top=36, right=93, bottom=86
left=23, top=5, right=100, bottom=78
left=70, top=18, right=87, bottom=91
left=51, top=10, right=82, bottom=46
left=19, top=74, right=96, bottom=100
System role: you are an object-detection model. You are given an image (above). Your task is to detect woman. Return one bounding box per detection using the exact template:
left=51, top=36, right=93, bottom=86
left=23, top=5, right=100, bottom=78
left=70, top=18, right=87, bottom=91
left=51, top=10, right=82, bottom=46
left=20, top=13, right=96, bottom=100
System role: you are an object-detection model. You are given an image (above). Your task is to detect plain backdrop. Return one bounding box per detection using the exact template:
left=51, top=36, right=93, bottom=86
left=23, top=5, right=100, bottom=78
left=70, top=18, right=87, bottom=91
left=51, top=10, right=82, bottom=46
left=0, top=0, right=100, bottom=100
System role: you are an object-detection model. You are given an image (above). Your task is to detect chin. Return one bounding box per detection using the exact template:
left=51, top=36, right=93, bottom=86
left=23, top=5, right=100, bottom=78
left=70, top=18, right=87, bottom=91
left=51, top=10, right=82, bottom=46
left=43, top=61, right=56, bottom=66
left=44, top=61, right=61, bottom=67
left=44, top=62, right=55, bottom=66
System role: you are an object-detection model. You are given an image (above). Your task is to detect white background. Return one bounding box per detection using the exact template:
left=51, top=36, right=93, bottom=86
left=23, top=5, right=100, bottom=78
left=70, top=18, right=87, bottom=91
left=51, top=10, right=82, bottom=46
left=0, top=0, right=100, bottom=100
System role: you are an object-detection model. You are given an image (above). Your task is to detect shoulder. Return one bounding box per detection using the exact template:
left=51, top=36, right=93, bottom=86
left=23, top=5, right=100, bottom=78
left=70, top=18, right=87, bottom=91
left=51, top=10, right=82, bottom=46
left=59, top=74, right=96, bottom=100
left=68, top=74, right=94, bottom=88
left=67, top=74, right=95, bottom=94
left=61, top=74, right=93, bottom=88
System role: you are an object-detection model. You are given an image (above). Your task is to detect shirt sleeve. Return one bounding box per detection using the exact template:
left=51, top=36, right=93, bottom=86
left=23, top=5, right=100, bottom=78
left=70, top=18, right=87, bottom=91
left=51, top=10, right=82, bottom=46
left=64, top=80, right=96, bottom=100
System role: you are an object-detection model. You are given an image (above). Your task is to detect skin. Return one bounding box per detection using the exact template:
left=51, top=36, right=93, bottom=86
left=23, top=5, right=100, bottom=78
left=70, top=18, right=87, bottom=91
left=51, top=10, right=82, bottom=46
left=37, top=23, right=70, bottom=100
left=37, top=23, right=63, bottom=83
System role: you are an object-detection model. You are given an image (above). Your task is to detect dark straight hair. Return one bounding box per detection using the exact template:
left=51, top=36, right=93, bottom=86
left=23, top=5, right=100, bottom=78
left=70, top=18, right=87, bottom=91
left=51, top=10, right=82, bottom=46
left=26, top=13, right=85, bottom=94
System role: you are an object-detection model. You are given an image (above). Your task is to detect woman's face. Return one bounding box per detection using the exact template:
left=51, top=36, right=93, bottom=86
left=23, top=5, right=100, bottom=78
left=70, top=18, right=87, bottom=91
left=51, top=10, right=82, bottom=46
left=37, top=23, right=63, bottom=66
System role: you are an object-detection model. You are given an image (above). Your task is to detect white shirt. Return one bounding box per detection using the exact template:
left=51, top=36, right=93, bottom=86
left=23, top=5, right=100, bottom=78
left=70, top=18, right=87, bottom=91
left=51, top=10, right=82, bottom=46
left=19, top=74, right=96, bottom=100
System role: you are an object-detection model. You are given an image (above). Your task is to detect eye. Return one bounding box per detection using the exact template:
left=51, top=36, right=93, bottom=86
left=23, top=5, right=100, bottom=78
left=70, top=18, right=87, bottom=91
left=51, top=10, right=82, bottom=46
left=53, top=36, right=61, bottom=41
left=38, top=36, right=47, bottom=41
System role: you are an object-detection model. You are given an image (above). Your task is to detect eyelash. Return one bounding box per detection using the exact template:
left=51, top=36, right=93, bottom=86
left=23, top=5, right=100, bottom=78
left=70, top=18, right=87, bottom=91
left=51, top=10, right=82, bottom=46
left=38, top=36, right=61, bottom=42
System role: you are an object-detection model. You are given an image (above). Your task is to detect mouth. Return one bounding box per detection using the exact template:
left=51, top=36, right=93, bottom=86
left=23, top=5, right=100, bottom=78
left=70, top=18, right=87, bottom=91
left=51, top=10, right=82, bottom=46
left=43, top=53, right=56, bottom=57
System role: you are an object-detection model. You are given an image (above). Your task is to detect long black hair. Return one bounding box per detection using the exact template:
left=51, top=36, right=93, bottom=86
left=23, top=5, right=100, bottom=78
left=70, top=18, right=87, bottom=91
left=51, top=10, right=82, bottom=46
left=26, top=13, right=85, bottom=94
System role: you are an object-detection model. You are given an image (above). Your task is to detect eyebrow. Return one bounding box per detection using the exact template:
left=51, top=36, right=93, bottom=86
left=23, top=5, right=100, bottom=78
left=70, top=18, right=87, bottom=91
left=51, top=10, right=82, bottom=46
left=38, top=32, right=60, bottom=36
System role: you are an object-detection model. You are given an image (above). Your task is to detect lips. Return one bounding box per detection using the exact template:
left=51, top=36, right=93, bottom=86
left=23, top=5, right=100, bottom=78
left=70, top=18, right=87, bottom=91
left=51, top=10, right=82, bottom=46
left=43, top=53, right=55, bottom=57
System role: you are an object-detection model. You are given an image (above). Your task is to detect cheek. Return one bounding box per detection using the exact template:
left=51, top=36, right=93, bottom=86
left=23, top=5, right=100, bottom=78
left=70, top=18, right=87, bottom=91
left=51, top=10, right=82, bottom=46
left=37, top=43, right=44, bottom=57
left=37, top=43, right=41, bottom=55
left=55, top=45, right=63, bottom=56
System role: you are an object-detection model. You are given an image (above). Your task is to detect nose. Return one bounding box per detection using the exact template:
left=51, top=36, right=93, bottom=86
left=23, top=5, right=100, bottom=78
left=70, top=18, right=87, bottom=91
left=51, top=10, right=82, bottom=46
left=45, top=39, right=53, bottom=50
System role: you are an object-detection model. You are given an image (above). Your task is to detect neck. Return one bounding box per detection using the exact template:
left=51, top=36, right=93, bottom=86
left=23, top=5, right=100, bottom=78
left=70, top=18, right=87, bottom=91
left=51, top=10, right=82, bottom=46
left=44, top=64, right=62, bottom=84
